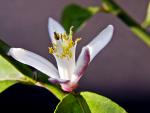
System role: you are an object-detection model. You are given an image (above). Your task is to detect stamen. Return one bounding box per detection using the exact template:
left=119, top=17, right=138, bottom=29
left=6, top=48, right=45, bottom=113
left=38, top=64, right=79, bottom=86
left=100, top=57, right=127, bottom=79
left=62, top=32, right=68, bottom=40
left=54, top=32, right=60, bottom=40
left=69, top=26, right=74, bottom=39
left=48, top=47, right=54, bottom=54
left=75, top=38, right=81, bottom=44
left=49, top=26, right=81, bottom=59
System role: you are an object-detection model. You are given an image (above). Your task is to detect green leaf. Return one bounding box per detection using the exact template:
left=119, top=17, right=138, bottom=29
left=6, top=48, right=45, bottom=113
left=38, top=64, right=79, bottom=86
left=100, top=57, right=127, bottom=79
left=55, top=93, right=91, bottom=113
left=0, top=80, right=18, bottom=93
left=81, top=92, right=127, bottom=113
left=87, top=6, right=100, bottom=15
left=0, top=55, right=25, bottom=92
left=0, top=55, right=24, bottom=80
left=61, top=4, right=99, bottom=32
left=55, top=92, right=127, bottom=113
left=142, top=2, right=150, bottom=28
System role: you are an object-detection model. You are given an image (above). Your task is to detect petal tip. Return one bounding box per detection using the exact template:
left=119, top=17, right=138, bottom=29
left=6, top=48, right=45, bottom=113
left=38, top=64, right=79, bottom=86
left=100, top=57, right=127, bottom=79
left=48, top=17, right=55, bottom=23
left=7, top=48, right=13, bottom=56
left=7, top=48, right=21, bottom=56
left=48, top=17, right=60, bottom=27
left=48, top=17, right=54, bottom=27
left=48, top=17, right=65, bottom=42
left=107, top=24, right=114, bottom=31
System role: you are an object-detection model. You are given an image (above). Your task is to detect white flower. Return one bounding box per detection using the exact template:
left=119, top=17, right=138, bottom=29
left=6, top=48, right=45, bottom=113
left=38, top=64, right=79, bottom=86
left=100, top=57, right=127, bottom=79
left=8, top=17, right=114, bottom=92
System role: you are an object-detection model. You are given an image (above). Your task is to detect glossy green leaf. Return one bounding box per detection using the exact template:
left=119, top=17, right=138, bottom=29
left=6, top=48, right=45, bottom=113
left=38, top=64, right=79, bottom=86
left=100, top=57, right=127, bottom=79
left=0, top=55, right=24, bottom=80
left=61, top=4, right=98, bottom=32
left=55, top=92, right=127, bottom=113
left=0, top=80, right=18, bottom=93
left=142, top=2, right=150, bottom=28
left=55, top=93, right=91, bottom=113
left=87, top=6, right=100, bottom=15
left=0, top=55, right=24, bottom=92
left=81, top=92, right=127, bottom=113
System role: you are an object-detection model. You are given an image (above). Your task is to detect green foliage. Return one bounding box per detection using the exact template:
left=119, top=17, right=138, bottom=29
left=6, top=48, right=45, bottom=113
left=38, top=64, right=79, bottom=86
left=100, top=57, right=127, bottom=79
left=0, top=55, right=24, bottom=80
left=61, top=4, right=99, bottom=32
left=55, top=93, right=91, bottom=113
left=102, top=0, right=150, bottom=47
left=102, top=0, right=121, bottom=15
left=142, top=2, right=150, bottom=28
left=0, top=80, right=18, bottom=93
left=0, top=55, right=25, bottom=92
left=55, top=92, right=127, bottom=113
left=87, top=6, right=100, bottom=15
left=81, top=92, right=127, bottom=113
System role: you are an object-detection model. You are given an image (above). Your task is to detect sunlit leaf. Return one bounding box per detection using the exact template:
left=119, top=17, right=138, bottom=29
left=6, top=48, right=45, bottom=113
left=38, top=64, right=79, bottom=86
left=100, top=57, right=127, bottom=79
left=87, top=6, right=100, bottom=15
left=0, top=80, right=18, bottom=93
left=61, top=4, right=99, bottom=32
left=0, top=55, right=24, bottom=80
left=55, top=92, right=127, bottom=113
left=81, top=92, right=127, bottom=113
left=0, top=55, right=25, bottom=92
left=142, top=2, right=150, bottom=28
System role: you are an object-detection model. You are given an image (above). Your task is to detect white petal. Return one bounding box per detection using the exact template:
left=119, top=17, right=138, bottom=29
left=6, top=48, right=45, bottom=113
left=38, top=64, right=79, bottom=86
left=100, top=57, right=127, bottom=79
left=48, top=17, right=65, bottom=43
left=87, top=25, right=114, bottom=61
left=54, top=46, right=76, bottom=81
left=54, top=55, right=75, bottom=80
left=74, top=47, right=90, bottom=78
left=8, top=48, right=59, bottom=78
left=74, top=25, right=114, bottom=78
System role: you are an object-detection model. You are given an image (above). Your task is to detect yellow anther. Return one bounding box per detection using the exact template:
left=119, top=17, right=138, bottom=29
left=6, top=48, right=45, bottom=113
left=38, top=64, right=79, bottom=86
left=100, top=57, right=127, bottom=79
left=54, top=32, right=60, bottom=40
left=68, top=40, right=74, bottom=48
left=62, top=32, right=68, bottom=40
left=48, top=47, right=54, bottom=54
left=48, top=26, right=81, bottom=60
left=75, top=38, right=81, bottom=44
left=52, top=43, right=57, bottom=50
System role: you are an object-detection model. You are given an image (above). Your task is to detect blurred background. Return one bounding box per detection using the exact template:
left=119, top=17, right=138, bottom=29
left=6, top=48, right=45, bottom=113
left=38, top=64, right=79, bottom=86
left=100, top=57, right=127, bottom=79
left=0, top=0, right=150, bottom=113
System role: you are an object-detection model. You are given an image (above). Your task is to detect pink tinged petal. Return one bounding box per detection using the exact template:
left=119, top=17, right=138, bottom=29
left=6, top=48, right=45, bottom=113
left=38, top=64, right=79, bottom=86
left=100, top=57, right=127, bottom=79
left=60, top=82, right=78, bottom=92
left=74, top=47, right=90, bottom=78
left=87, top=25, right=114, bottom=61
left=74, top=25, right=114, bottom=81
left=48, top=17, right=65, bottom=43
left=8, top=48, right=59, bottom=79
left=48, top=78, right=69, bottom=84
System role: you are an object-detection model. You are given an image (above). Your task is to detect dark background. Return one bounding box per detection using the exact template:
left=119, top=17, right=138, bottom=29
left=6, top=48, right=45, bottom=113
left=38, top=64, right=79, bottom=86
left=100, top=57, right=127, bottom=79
left=0, top=0, right=150, bottom=113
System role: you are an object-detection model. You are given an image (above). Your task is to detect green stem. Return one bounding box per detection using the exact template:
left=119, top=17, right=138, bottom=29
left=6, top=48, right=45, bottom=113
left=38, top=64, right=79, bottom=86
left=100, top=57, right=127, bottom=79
left=102, top=0, right=150, bottom=47
left=0, top=38, right=66, bottom=100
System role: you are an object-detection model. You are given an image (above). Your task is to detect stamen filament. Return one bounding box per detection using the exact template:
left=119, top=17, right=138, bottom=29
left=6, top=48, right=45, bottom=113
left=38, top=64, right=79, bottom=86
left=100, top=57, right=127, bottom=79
left=49, top=26, right=81, bottom=59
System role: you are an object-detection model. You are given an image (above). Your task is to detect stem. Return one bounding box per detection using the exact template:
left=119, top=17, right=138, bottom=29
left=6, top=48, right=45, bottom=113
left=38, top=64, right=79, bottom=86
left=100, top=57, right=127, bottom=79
left=102, top=0, right=150, bottom=47
left=0, top=38, right=66, bottom=100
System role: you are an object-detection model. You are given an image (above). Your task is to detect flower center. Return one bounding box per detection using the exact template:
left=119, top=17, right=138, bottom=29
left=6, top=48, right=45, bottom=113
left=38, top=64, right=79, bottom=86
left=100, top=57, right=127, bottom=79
left=48, top=26, right=81, bottom=59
